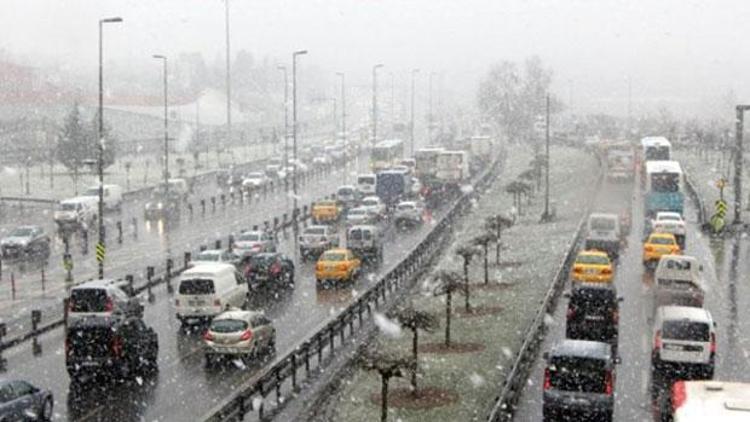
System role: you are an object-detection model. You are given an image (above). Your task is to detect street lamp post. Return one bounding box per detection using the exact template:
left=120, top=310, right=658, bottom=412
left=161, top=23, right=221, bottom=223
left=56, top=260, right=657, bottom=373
left=734, top=105, right=750, bottom=224
left=372, top=64, right=384, bottom=145
left=428, top=72, right=436, bottom=144
left=410, top=69, right=419, bottom=155
left=97, top=16, right=122, bottom=279
left=277, top=65, right=289, bottom=188
left=225, top=0, right=232, bottom=154
left=542, top=94, right=551, bottom=222
left=336, top=72, right=346, bottom=184
left=292, top=50, right=308, bottom=224
left=153, top=54, right=169, bottom=200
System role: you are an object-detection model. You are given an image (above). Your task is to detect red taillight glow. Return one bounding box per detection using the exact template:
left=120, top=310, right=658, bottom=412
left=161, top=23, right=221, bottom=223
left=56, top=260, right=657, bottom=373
left=104, top=297, right=113, bottom=312
left=111, top=336, right=124, bottom=358
left=672, top=380, right=687, bottom=412
left=203, top=331, right=214, bottom=341
left=645, top=245, right=654, bottom=252
left=572, top=267, right=583, bottom=274
left=654, top=330, right=662, bottom=350
left=601, top=268, right=612, bottom=275
left=175, top=299, right=180, bottom=307
left=337, top=263, right=348, bottom=271
left=604, top=371, right=613, bottom=395
left=240, top=329, right=253, bottom=341
left=710, top=332, right=717, bottom=354
left=64, top=338, right=70, bottom=355
left=270, top=262, right=281, bottom=275
left=543, top=368, right=551, bottom=390
left=612, top=309, right=619, bottom=324
left=68, top=300, right=75, bottom=312
left=566, top=307, right=575, bottom=320
left=213, top=299, right=221, bottom=307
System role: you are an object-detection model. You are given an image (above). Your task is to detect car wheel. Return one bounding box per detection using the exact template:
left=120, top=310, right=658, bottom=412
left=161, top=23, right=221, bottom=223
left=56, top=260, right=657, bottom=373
left=40, top=397, right=53, bottom=421
left=267, top=334, right=276, bottom=353
left=205, top=353, right=216, bottom=368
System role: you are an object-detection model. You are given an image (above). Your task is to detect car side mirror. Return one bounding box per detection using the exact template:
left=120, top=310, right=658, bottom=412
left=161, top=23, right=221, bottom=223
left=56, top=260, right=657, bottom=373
left=542, top=352, right=549, bottom=361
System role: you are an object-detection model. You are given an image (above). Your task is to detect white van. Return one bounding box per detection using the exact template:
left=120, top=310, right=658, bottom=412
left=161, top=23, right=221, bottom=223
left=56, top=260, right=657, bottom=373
left=357, top=174, right=376, bottom=196
left=54, top=197, right=97, bottom=230
left=175, top=263, right=249, bottom=325
left=82, top=184, right=123, bottom=211
left=654, top=255, right=705, bottom=308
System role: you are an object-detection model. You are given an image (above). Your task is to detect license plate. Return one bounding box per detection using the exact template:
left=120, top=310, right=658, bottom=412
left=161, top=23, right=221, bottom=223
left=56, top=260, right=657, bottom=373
left=327, top=265, right=336, bottom=271
left=664, top=343, right=686, bottom=351
left=189, top=300, right=206, bottom=306
left=586, top=268, right=598, bottom=274
left=81, top=361, right=100, bottom=367
left=585, top=315, right=605, bottom=321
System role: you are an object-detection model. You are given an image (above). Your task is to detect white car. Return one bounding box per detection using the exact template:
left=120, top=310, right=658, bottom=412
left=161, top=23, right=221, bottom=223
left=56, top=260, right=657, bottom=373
left=203, top=309, right=275, bottom=365
left=357, top=174, right=377, bottom=196
left=652, top=305, right=716, bottom=380
left=394, top=201, right=424, bottom=224
left=346, top=207, right=379, bottom=227
left=312, top=156, right=330, bottom=167
left=654, top=255, right=705, bottom=308
left=234, top=230, right=277, bottom=255
left=54, top=197, right=97, bottom=230
left=360, top=196, right=386, bottom=217
left=189, top=249, right=241, bottom=268
left=242, top=172, right=269, bottom=189
left=652, top=212, right=686, bottom=248
left=82, top=184, right=123, bottom=211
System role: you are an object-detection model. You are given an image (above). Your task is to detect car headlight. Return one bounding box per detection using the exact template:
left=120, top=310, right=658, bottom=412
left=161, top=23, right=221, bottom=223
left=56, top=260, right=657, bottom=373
left=157, top=203, right=164, bottom=209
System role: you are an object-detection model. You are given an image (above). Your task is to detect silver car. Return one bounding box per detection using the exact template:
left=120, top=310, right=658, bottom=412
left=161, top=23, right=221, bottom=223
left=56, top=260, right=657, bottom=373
left=203, top=309, right=276, bottom=365
left=234, top=230, right=277, bottom=255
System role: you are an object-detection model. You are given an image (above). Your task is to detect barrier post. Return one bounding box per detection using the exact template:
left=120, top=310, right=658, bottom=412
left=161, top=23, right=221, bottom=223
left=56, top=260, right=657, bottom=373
left=184, top=252, right=191, bottom=268
left=116, top=221, right=123, bottom=244
left=146, top=266, right=155, bottom=302
left=166, top=258, right=174, bottom=293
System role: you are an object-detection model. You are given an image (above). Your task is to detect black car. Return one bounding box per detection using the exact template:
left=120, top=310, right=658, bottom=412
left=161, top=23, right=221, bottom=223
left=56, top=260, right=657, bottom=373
left=143, top=189, right=181, bottom=220
left=0, top=226, right=50, bottom=260
left=543, top=339, right=619, bottom=421
left=241, top=252, right=295, bottom=288
left=0, top=379, right=53, bottom=421
left=565, top=282, right=623, bottom=347
left=66, top=316, right=158, bottom=381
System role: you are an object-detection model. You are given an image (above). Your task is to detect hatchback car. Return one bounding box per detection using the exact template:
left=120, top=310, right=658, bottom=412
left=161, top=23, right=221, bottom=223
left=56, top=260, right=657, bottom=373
left=299, top=225, right=339, bottom=260
left=67, top=278, right=143, bottom=323
left=241, top=252, right=295, bottom=288
left=203, top=309, right=276, bottom=366
left=565, top=283, right=623, bottom=347
left=643, top=232, right=681, bottom=267
left=315, top=248, right=361, bottom=284
left=571, top=250, right=614, bottom=283
left=345, top=207, right=379, bottom=227
left=233, top=230, right=277, bottom=255
left=394, top=201, right=425, bottom=226
left=360, top=196, right=386, bottom=217
left=543, top=339, right=619, bottom=421
left=0, top=225, right=50, bottom=260
left=0, top=379, right=53, bottom=421
left=652, top=306, right=716, bottom=380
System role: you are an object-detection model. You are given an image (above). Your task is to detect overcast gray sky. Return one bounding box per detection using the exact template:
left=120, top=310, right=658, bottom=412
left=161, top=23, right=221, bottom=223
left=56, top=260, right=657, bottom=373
left=2, top=0, right=749, bottom=118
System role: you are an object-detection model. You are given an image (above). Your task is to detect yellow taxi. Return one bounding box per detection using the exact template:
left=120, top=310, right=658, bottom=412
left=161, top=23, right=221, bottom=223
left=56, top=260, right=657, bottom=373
left=312, top=200, right=341, bottom=223
left=315, top=248, right=361, bottom=284
left=643, top=232, right=681, bottom=266
left=570, top=250, right=614, bottom=283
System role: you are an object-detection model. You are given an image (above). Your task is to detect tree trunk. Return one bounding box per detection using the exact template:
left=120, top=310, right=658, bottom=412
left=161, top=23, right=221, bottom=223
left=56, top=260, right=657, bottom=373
left=483, top=243, right=489, bottom=284
left=463, top=261, right=470, bottom=311
left=445, top=291, right=452, bottom=346
left=381, top=375, right=389, bottom=422
left=411, top=328, right=418, bottom=395
left=495, top=227, right=501, bottom=264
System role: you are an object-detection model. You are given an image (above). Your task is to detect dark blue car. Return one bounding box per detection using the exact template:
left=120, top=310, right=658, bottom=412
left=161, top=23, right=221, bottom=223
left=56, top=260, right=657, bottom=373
left=0, top=379, right=53, bottom=421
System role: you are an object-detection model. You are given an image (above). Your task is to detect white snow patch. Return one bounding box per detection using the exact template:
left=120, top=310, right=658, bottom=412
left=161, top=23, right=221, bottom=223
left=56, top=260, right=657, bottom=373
left=501, top=347, right=513, bottom=359
left=543, top=313, right=555, bottom=326
left=135, top=376, right=143, bottom=386
left=252, top=396, right=264, bottom=410
left=469, top=372, right=485, bottom=388
left=374, top=313, right=402, bottom=338
left=232, top=358, right=247, bottom=370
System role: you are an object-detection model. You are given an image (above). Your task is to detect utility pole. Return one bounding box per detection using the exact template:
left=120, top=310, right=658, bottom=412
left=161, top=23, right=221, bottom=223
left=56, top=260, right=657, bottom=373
left=336, top=72, right=346, bottom=184
left=734, top=105, right=750, bottom=224
left=428, top=72, right=435, bottom=144
left=543, top=94, right=551, bottom=221
left=292, top=50, right=308, bottom=223
left=97, top=16, right=122, bottom=279
left=278, top=65, right=289, bottom=169
left=372, top=64, right=384, bottom=145
left=153, top=55, right=169, bottom=199
left=390, top=72, right=395, bottom=137
left=225, top=0, right=232, bottom=153
left=410, top=69, right=419, bottom=155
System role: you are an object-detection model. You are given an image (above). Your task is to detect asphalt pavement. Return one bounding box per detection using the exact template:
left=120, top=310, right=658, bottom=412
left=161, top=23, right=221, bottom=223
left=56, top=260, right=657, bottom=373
left=512, top=175, right=750, bottom=421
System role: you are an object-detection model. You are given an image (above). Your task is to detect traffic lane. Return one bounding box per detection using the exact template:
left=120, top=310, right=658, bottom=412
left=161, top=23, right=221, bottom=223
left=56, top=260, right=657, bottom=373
left=2, top=206, right=442, bottom=421
left=0, top=161, right=363, bottom=338
left=512, top=178, right=633, bottom=421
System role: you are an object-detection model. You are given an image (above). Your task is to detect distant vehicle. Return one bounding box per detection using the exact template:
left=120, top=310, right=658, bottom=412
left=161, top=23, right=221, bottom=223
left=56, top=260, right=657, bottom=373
left=233, top=230, right=277, bottom=256
left=315, top=248, right=361, bottom=285
left=359, top=196, right=386, bottom=217
left=414, top=147, right=444, bottom=179
left=345, top=207, right=379, bottom=227
left=375, top=169, right=411, bottom=206
left=240, top=252, right=295, bottom=288
left=54, top=197, right=97, bottom=231
left=82, top=184, right=123, bottom=211
left=469, top=135, right=494, bottom=167
left=67, top=278, right=143, bottom=323
left=564, top=282, right=623, bottom=348
left=66, top=316, right=158, bottom=380
left=644, top=160, right=684, bottom=220
left=652, top=306, right=716, bottom=380
left=289, top=158, right=309, bottom=172
left=652, top=212, right=686, bottom=249
left=0, top=379, right=53, bottom=421
left=143, top=189, right=181, bottom=220
left=571, top=250, right=614, bottom=284
left=399, top=158, right=416, bottom=173
left=203, top=309, right=275, bottom=366
left=0, top=225, right=50, bottom=260
left=436, top=150, right=470, bottom=186
left=299, top=225, right=339, bottom=260
left=659, top=380, right=750, bottom=422
left=242, top=172, right=270, bottom=190
left=312, top=155, right=330, bottom=167
left=643, top=232, right=681, bottom=267
left=189, top=249, right=241, bottom=268
left=175, top=263, right=249, bottom=325
left=346, top=225, right=383, bottom=263
left=162, top=178, right=190, bottom=199
left=394, top=200, right=424, bottom=226
left=357, top=173, right=377, bottom=196
left=312, top=200, right=341, bottom=224
left=606, top=142, right=635, bottom=182
left=543, top=339, right=618, bottom=421
left=654, top=255, right=705, bottom=309
left=641, top=136, right=672, bottom=162
left=370, top=139, right=405, bottom=173
left=584, top=213, right=621, bottom=259
left=265, top=164, right=285, bottom=180
left=336, top=185, right=358, bottom=207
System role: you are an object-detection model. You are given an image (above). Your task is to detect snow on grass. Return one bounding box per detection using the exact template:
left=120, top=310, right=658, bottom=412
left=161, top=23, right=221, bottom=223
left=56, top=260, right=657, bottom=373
left=374, top=312, right=402, bottom=338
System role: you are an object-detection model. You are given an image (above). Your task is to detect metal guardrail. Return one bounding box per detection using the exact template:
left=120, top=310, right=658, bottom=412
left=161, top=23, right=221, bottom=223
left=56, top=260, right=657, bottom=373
left=201, top=153, right=505, bottom=422
left=486, top=151, right=604, bottom=422
left=683, top=171, right=707, bottom=227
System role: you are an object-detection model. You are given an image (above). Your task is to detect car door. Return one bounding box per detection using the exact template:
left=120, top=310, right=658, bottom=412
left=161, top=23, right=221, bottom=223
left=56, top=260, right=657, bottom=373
left=8, top=381, right=37, bottom=419
left=233, top=271, right=248, bottom=305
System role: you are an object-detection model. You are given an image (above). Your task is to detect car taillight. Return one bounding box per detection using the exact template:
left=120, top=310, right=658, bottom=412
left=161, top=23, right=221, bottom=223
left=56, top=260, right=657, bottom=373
left=645, top=245, right=654, bottom=252
left=271, top=262, right=281, bottom=275
left=573, top=267, right=583, bottom=274
left=316, top=263, right=323, bottom=271
left=672, top=380, right=687, bottom=412
left=240, top=329, right=253, bottom=341
left=604, top=370, right=613, bottom=395
left=203, top=331, right=214, bottom=342
left=111, top=336, right=124, bottom=358
left=64, top=338, right=70, bottom=356
left=104, top=297, right=114, bottom=312
left=654, top=329, right=662, bottom=350
left=710, top=332, right=716, bottom=354
left=337, top=263, right=348, bottom=271
left=68, top=300, right=75, bottom=312
left=213, top=299, right=221, bottom=307
left=601, top=268, right=612, bottom=275
left=566, top=307, right=575, bottom=320
left=175, top=298, right=180, bottom=307
left=543, top=368, right=551, bottom=390
left=612, top=309, right=619, bottom=324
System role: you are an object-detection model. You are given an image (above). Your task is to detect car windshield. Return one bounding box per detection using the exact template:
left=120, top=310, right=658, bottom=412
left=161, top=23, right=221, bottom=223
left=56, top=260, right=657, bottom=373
left=322, top=252, right=346, bottom=261
left=196, top=252, right=221, bottom=261
left=650, top=236, right=674, bottom=245
left=576, top=254, right=609, bottom=265
left=249, top=255, right=276, bottom=268
left=397, top=204, right=415, bottom=211
left=548, top=356, right=607, bottom=393
left=590, top=217, right=615, bottom=231
left=338, top=187, right=354, bottom=195
left=61, top=203, right=77, bottom=211
left=9, top=227, right=33, bottom=237
left=349, top=209, right=366, bottom=216
left=210, top=319, right=248, bottom=333
left=662, top=320, right=709, bottom=341
left=179, top=278, right=215, bottom=295
left=304, top=227, right=326, bottom=236
left=238, top=233, right=260, bottom=242
left=659, top=214, right=681, bottom=221
left=70, top=288, right=108, bottom=312
left=362, top=199, right=377, bottom=206
left=358, top=177, right=375, bottom=185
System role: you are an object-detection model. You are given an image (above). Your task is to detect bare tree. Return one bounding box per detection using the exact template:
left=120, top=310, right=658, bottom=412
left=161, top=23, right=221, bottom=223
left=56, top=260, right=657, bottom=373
left=473, top=233, right=497, bottom=284
left=455, top=244, right=481, bottom=311
left=485, top=214, right=513, bottom=264
left=432, top=270, right=467, bottom=346
left=360, top=350, right=415, bottom=422
left=388, top=304, right=439, bottom=394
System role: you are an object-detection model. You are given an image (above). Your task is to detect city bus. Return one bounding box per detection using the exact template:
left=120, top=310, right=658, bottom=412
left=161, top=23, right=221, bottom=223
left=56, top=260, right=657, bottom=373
left=645, top=160, right=684, bottom=221
left=640, top=136, right=672, bottom=173
left=370, top=139, right=404, bottom=172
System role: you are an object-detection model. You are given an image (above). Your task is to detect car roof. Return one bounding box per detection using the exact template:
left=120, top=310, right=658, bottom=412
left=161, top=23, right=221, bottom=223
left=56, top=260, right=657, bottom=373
left=659, top=254, right=697, bottom=264
left=578, top=250, right=610, bottom=258
left=362, top=196, right=380, bottom=201
left=305, top=225, right=329, bottom=231
left=549, top=339, right=612, bottom=360
left=72, top=278, right=127, bottom=290
left=251, top=252, right=278, bottom=259
left=182, top=263, right=236, bottom=276
left=198, top=249, right=224, bottom=255
left=214, top=309, right=263, bottom=321
left=398, top=201, right=417, bottom=206
left=657, top=212, right=681, bottom=218
left=12, top=225, right=41, bottom=231
left=348, top=224, right=377, bottom=231
left=323, top=248, right=350, bottom=254
left=658, top=305, right=713, bottom=323
left=649, top=232, right=676, bottom=240
left=239, top=230, right=264, bottom=235
left=338, top=185, right=356, bottom=190
left=572, top=281, right=617, bottom=294
left=589, top=212, right=617, bottom=219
